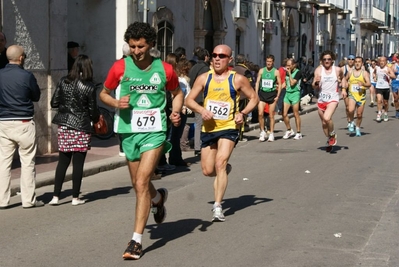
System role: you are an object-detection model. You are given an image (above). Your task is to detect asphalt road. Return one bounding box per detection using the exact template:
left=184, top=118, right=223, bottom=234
left=1, top=100, right=399, bottom=267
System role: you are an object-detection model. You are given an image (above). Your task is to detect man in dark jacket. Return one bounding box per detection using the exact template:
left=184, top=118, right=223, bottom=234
left=188, top=47, right=210, bottom=156
left=0, top=45, right=42, bottom=209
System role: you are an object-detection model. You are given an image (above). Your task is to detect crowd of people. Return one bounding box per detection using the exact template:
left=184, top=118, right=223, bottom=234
left=2, top=22, right=399, bottom=261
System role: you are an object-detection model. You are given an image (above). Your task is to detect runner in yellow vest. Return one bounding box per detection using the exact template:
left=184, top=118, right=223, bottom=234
left=185, top=44, right=258, bottom=222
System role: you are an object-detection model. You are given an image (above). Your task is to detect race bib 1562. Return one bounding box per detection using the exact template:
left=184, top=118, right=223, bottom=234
left=206, top=100, right=231, bottom=120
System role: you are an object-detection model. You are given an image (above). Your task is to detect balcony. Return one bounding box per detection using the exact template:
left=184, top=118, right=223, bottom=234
left=359, top=4, right=385, bottom=30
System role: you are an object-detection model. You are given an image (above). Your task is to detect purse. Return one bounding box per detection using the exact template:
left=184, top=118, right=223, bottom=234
left=94, top=114, right=108, bottom=135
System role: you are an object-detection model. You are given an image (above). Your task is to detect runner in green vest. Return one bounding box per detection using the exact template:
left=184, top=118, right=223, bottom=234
left=282, top=58, right=303, bottom=140
left=99, top=22, right=183, bottom=260
left=254, top=54, right=281, bottom=142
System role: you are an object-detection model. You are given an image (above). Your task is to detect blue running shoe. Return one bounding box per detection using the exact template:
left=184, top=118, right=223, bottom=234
left=355, top=128, right=361, bottom=137
left=348, top=122, right=355, bottom=133
left=396, top=110, right=399, bottom=119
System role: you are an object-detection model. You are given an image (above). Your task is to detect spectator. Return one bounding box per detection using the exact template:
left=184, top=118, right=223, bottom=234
left=169, top=58, right=192, bottom=166
left=67, top=41, right=80, bottom=72
left=0, top=45, right=42, bottom=209
left=174, top=47, right=186, bottom=62
left=301, top=58, right=314, bottom=99
left=49, top=55, right=100, bottom=206
left=188, top=47, right=210, bottom=156
left=0, top=32, right=8, bottom=68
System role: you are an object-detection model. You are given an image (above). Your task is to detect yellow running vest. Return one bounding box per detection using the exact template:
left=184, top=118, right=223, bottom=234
left=202, top=71, right=240, bottom=132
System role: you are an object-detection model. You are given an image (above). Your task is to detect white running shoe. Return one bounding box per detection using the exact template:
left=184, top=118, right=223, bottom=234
left=267, top=133, right=275, bottom=142
left=212, top=206, right=225, bottom=222
left=48, top=197, right=59, bottom=206
left=72, top=198, right=85, bottom=206
left=383, top=113, right=389, bottom=122
left=282, top=129, right=295, bottom=139
left=376, top=113, right=381, bottom=122
left=259, top=131, right=266, bottom=142
left=293, top=133, right=302, bottom=140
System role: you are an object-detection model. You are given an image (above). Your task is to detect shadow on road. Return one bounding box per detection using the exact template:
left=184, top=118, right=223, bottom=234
left=144, top=219, right=212, bottom=255
left=220, top=195, right=273, bottom=217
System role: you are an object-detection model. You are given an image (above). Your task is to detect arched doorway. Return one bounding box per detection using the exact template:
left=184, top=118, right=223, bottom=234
left=194, top=0, right=226, bottom=52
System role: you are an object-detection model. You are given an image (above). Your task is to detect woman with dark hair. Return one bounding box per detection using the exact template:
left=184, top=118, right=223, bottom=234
left=49, top=55, right=100, bottom=206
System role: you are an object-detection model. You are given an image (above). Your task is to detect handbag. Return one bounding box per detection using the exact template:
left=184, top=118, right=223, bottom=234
left=94, top=114, right=108, bottom=135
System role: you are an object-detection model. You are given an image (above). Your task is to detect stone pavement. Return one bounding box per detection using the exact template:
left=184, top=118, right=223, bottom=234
left=9, top=100, right=318, bottom=197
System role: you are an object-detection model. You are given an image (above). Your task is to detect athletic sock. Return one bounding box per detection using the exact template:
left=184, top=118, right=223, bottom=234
left=152, top=191, right=161, bottom=204
left=132, top=232, right=142, bottom=244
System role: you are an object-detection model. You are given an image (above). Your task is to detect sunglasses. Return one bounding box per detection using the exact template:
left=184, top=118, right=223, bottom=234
left=212, top=53, right=229, bottom=59
left=348, top=58, right=354, bottom=60
left=322, top=58, right=332, bottom=62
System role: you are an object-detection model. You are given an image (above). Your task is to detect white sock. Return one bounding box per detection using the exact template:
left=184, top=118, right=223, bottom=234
left=132, top=232, right=142, bottom=244
left=213, top=202, right=221, bottom=209
left=152, top=191, right=161, bottom=204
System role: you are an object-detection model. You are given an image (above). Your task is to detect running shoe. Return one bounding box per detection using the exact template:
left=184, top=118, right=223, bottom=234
left=369, top=102, right=374, bottom=107
left=293, top=133, right=302, bottom=140
left=391, top=102, right=394, bottom=107
left=348, top=122, right=355, bottom=133
left=383, top=113, right=389, bottom=122
left=283, top=129, right=295, bottom=139
left=355, top=128, right=361, bottom=137
left=122, top=240, right=143, bottom=260
left=152, top=188, right=168, bottom=224
left=212, top=206, right=225, bottom=222
left=347, top=122, right=351, bottom=129
left=396, top=110, right=399, bottom=119
left=328, top=133, right=337, bottom=146
left=376, top=113, right=381, bottom=122
left=267, top=133, right=275, bottom=142
left=259, top=131, right=266, bottom=142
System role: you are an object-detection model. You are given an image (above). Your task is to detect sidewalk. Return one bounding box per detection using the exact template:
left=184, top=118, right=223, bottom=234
left=9, top=100, right=318, bottom=197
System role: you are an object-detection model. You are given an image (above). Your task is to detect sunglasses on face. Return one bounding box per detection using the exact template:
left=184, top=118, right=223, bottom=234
left=348, top=58, right=354, bottom=60
left=322, top=58, right=332, bottom=62
left=212, top=53, right=229, bottom=59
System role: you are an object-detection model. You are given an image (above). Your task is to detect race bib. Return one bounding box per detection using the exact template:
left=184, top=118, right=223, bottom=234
left=320, top=92, right=332, bottom=102
left=132, top=108, right=162, bottom=132
left=262, top=79, right=273, bottom=88
left=351, top=84, right=360, bottom=93
left=206, top=100, right=231, bottom=120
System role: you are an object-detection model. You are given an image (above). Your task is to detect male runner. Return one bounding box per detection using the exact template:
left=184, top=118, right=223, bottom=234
left=390, top=57, right=399, bottom=118
left=373, top=56, right=396, bottom=122
left=254, top=55, right=281, bottom=142
left=185, top=44, right=258, bottom=222
left=100, top=22, right=183, bottom=260
left=312, top=50, right=345, bottom=152
left=343, top=56, right=371, bottom=137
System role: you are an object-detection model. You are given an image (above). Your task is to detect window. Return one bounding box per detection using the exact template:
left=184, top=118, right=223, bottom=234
left=157, top=21, right=174, bottom=60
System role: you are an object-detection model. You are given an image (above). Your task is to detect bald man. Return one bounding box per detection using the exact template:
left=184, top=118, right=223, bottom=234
left=0, top=32, right=8, bottom=68
left=186, top=44, right=259, bottom=222
left=0, top=45, right=42, bottom=209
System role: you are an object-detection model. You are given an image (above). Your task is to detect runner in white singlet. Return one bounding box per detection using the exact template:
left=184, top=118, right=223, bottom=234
left=373, top=56, right=396, bottom=122
left=312, top=50, right=345, bottom=152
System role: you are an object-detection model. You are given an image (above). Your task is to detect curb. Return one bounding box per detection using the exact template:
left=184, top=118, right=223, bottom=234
left=11, top=157, right=127, bottom=197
